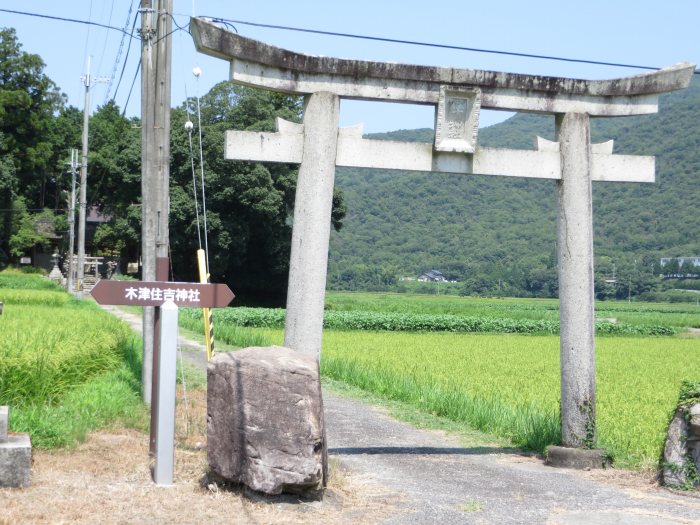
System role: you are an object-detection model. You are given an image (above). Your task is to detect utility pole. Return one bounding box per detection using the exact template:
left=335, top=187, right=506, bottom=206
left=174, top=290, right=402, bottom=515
left=76, top=57, right=92, bottom=299
left=75, top=58, right=108, bottom=299
left=66, top=149, right=79, bottom=294
left=140, top=0, right=155, bottom=405
left=140, top=0, right=172, bottom=404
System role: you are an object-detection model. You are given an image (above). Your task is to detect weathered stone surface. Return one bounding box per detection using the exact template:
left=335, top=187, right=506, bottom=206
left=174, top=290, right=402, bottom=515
left=0, top=406, right=8, bottom=443
left=662, top=407, right=698, bottom=487
left=556, top=113, right=596, bottom=449
left=545, top=446, right=607, bottom=470
left=284, top=92, right=339, bottom=360
left=686, top=404, right=700, bottom=479
left=207, top=346, right=326, bottom=495
left=688, top=403, right=700, bottom=439
left=0, top=434, right=32, bottom=488
left=190, top=17, right=695, bottom=115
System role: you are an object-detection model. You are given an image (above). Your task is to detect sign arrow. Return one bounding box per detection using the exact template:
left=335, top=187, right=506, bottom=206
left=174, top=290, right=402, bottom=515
left=91, top=280, right=235, bottom=308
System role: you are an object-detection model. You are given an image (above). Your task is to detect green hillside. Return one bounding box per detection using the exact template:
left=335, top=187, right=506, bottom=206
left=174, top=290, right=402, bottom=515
left=328, top=76, right=700, bottom=298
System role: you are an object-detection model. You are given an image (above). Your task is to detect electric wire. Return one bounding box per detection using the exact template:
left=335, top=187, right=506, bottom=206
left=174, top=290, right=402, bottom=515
left=82, top=0, right=94, bottom=66
left=3, top=8, right=697, bottom=75
left=121, top=60, right=141, bottom=117
left=200, top=15, right=700, bottom=75
left=105, top=0, right=138, bottom=103
left=96, top=0, right=116, bottom=81
left=194, top=75, right=211, bottom=275
left=111, top=9, right=140, bottom=105
left=184, top=89, right=203, bottom=250
left=0, top=8, right=139, bottom=39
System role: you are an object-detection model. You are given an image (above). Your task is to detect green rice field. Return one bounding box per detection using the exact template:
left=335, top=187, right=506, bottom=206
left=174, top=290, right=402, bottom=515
left=196, top=291, right=700, bottom=470
left=0, top=270, right=145, bottom=447
left=325, top=291, right=700, bottom=328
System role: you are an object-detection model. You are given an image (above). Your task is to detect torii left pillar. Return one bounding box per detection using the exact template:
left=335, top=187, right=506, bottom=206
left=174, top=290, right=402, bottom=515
left=284, top=92, right=340, bottom=358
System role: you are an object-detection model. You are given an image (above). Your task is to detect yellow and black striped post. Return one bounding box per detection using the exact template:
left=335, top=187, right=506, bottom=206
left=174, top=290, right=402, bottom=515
left=197, top=249, right=215, bottom=360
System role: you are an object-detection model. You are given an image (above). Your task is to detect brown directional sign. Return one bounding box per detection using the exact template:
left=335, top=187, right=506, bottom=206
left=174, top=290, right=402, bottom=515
left=91, top=280, right=234, bottom=308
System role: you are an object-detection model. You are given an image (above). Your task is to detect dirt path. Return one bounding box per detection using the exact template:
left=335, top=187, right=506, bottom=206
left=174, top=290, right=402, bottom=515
left=3, top=306, right=699, bottom=524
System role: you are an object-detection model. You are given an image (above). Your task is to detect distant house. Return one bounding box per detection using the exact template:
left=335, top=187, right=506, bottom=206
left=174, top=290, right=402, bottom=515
left=418, top=270, right=447, bottom=282
left=660, top=257, right=700, bottom=268
left=660, top=257, right=700, bottom=278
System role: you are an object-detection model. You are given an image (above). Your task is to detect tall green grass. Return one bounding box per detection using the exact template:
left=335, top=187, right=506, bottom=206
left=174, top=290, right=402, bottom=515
left=0, top=269, right=63, bottom=291
left=0, top=288, right=69, bottom=307
left=180, top=308, right=274, bottom=348
left=0, top=271, right=146, bottom=447
left=9, top=335, right=146, bottom=447
left=0, top=304, right=134, bottom=406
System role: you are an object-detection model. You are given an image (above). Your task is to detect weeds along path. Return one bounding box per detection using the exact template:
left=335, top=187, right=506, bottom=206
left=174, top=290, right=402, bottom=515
left=98, top=305, right=700, bottom=524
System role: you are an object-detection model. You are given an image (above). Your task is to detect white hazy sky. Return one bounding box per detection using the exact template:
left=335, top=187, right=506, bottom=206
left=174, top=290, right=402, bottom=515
left=1, top=0, right=698, bottom=132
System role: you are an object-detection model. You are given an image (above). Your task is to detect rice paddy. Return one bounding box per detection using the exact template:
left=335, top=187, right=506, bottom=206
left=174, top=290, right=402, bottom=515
left=201, top=291, right=700, bottom=469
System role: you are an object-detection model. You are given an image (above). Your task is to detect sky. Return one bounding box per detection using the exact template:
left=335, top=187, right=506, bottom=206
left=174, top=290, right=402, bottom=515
left=1, top=0, right=698, bottom=133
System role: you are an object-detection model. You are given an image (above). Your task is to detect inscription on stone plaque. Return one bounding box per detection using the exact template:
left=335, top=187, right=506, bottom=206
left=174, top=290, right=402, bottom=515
left=435, top=86, right=481, bottom=153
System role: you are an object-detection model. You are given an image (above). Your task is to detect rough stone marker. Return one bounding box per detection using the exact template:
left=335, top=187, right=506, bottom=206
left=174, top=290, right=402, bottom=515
left=663, top=402, right=700, bottom=488
left=207, top=346, right=326, bottom=495
left=0, top=405, right=32, bottom=488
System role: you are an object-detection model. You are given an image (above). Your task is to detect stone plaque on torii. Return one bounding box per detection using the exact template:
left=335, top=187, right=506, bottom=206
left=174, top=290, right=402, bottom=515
left=190, top=17, right=694, bottom=451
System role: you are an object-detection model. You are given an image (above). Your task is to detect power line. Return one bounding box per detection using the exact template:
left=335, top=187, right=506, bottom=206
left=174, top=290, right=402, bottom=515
left=2, top=7, right=698, bottom=75
left=96, top=0, right=116, bottom=78
left=82, top=0, right=94, bottom=64
left=201, top=15, right=700, bottom=75
left=0, top=8, right=138, bottom=39
left=0, top=7, right=184, bottom=54
left=109, top=3, right=140, bottom=103
left=104, top=0, right=134, bottom=103
left=121, top=60, right=141, bottom=116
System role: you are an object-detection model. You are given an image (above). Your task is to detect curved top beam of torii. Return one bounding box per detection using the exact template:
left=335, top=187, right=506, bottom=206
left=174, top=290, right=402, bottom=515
left=190, top=17, right=694, bottom=117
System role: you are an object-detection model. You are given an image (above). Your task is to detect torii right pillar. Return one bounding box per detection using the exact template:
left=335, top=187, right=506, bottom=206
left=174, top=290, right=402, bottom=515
left=556, top=112, right=596, bottom=448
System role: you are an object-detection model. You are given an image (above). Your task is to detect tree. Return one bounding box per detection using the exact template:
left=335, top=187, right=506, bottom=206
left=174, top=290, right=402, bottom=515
left=8, top=199, right=62, bottom=258
left=0, top=27, right=64, bottom=263
left=85, top=101, right=141, bottom=266
left=46, top=106, right=83, bottom=210
left=167, top=83, right=345, bottom=305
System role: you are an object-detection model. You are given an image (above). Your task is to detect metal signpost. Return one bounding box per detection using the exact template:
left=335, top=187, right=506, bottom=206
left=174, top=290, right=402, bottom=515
left=91, top=278, right=234, bottom=485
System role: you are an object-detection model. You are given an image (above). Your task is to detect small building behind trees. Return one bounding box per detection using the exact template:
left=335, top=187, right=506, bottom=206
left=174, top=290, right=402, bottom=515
left=418, top=270, right=447, bottom=282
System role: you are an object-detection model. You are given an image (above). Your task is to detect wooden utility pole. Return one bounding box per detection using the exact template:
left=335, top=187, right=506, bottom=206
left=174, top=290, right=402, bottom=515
left=140, top=0, right=172, bottom=404
left=76, top=57, right=92, bottom=299
left=66, top=149, right=79, bottom=294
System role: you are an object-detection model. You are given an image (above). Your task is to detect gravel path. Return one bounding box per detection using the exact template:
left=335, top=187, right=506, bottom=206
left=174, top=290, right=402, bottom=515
left=100, top=305, right=700, bottom=524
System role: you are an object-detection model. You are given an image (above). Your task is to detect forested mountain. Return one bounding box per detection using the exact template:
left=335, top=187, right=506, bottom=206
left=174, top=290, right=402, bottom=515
left=328, top=76, right=700, bottom=298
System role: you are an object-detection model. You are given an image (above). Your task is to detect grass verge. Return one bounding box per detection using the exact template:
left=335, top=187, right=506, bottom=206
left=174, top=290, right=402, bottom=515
left=1, top=271, right=147, bottom=448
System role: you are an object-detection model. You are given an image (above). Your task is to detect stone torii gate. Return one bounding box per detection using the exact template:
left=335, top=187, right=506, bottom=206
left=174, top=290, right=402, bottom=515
left=190, top=18, right=694, bottom=451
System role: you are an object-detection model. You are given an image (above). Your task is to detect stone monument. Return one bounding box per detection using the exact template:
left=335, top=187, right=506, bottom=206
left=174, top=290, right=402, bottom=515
left=207, top=346, right=326, bottom=495
left=0, top=406, right=32, bottom=488
left=663, top=397, right=700, bottom=488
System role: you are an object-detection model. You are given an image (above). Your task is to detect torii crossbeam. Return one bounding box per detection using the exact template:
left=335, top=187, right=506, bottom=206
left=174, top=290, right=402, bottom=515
left=190, top=17, right=694, bottom=451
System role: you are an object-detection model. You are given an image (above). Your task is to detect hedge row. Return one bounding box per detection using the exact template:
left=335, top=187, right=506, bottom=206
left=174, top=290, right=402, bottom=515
left=181, top=307, right=676, bottom=336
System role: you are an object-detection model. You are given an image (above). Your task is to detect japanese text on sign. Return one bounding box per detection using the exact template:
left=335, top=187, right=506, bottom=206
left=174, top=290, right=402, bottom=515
left=124, top=286, right=201, bottom=304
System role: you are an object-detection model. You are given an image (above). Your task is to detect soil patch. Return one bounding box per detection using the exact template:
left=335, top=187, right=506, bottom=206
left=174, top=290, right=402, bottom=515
left=1, top=387, right=398, bottom=525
